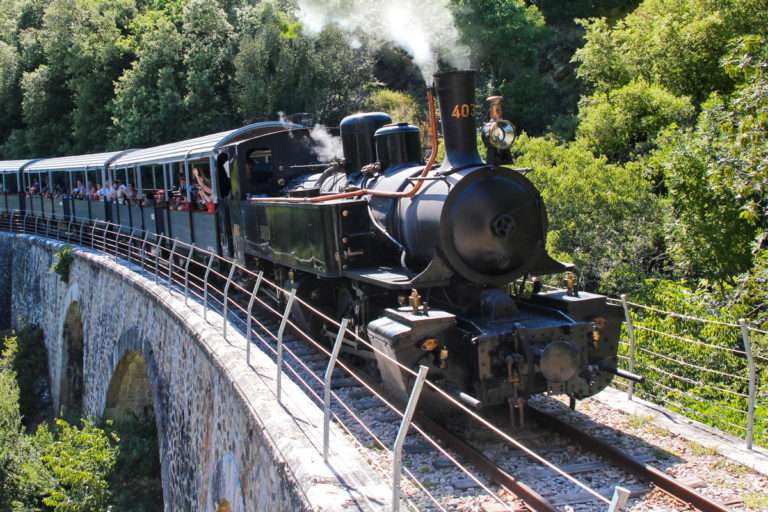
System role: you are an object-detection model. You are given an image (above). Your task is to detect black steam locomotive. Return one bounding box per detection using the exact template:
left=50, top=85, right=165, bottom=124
left=217, top=70, right=626, bottom=416
left=1, top=70, right=630, bottom=418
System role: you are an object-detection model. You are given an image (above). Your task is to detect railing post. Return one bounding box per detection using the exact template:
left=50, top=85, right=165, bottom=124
left=276, top=289, right=297, bottom=403
left=246, top=271, right=264, bottom=366
left=140, top=232, right=149, bottom=268
left=222, top=263, right=237, bottom=340
left=167, top=240, right=178, bottom=291
left=79, top=222, right=85, bottom=246
left=33, top=215, right=38, bottom=234
left=154, top=236, right=162, bottom=284
left=621, top=294, right=638, bottom=401
left=128, top=229, right=137, bottom=263
left=67, top=220, right=72, bottom=242
left=607, top=486, right=630, bottom=512
left=324, top=318, right=350, bottom=462
left=90, top=223, right=97, bottom=249
left=739, top=319, right=756, bottom=450
left=202, top=254, right=215, bottom=322
left=184, top=245, right=195, bottom=305
left=392, top=365, right=429, bottom=512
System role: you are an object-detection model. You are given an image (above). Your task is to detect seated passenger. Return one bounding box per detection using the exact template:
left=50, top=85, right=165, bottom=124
left=192, top=167, right=213, bottom=211
left=98, top=182, right=111, bottom=201
left=125, top=184, right=136, bottom=203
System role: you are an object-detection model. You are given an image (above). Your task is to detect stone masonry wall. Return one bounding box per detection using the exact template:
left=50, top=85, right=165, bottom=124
left=0, top=232, right=390, bottom=511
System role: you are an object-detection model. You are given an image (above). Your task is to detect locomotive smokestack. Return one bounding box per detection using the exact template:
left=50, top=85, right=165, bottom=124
left=434, top=70, right=483, bottom=169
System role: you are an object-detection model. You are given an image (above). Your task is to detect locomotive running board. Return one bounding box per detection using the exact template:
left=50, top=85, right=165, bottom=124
left=342, top=255, right=453, bottom=289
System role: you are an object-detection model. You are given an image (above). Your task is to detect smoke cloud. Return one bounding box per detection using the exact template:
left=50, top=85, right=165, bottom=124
left=296, top=0, right=470, bottom=84
left=309, top=125, right=344, bottom=162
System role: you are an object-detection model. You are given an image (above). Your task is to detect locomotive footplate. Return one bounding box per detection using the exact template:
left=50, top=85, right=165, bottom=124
left=367, top=288, right=622, bottom=412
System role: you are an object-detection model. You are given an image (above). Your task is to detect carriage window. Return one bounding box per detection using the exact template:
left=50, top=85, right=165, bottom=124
left=247, top=149, right=273, bottom=187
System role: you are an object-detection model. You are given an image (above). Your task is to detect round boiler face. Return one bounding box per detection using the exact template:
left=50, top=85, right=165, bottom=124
left=444, top=168, right=542, bottom=278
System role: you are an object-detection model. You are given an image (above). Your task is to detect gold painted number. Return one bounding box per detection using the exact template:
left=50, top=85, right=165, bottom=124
left=451, top=104, right=473, bottom=118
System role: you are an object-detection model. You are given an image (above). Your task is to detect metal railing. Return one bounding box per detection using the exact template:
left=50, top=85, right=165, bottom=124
left=0, top=210, right=633, bottom=511
left=614, top=294, right=766, bottom=450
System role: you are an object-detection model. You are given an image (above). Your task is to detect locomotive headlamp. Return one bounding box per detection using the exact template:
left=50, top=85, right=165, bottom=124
left=482, top=96, right=516, bottom=150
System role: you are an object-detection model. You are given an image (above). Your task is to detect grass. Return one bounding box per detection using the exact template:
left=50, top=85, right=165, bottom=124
left=627, top=414, right=654, bottom=429
left=687, top=440, right=719, bottom=457
left=743, top=492, right=768, bottom=511
left=711, top=459, right=751, bottom=475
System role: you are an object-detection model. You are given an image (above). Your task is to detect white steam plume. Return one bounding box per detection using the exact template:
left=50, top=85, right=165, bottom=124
left=310, top=125, right=344, bottom=162
left=296, top=0, right=470, bottom=84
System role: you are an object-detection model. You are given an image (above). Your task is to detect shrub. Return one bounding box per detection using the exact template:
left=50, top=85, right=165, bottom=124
left=50, top=246, right=74, bottom=284
left=513, top=135, right=663, bottom=294
left=366, top=89, right=422, bottom=125
left=577, top=80, right=694, bottom=161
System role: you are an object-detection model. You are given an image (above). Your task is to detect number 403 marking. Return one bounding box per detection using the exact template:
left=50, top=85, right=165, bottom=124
left=451, top=104, right=474, bottom=119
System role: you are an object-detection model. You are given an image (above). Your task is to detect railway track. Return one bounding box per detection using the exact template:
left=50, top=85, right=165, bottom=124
left=4, top=218, right=737, bottom=511
left=220, top=285, right=732, bottom=512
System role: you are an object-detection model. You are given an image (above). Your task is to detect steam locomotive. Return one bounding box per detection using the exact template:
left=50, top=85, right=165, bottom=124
left=218, top=70, right=628, bottom=417
left=0, top=69, right=632, bottom=419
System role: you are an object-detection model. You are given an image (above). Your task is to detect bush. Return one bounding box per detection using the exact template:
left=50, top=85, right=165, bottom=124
left=513, top=135, right=663, bottom=294
left=35, top=419, right=119, bottom=512
left=573, top=0, right=768, bottom=102
left=577, top=80, right=694, bottom=161
left=366, top=89, right=422, bottom=125
left=647, top=38, right=767, bottom=282
left=50, top=246, right=73, bottom=284
left=0, top=333, right=119, bottom=511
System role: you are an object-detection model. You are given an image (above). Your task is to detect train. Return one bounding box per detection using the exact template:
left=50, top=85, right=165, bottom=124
left=0, top=70, right=634, bottom=421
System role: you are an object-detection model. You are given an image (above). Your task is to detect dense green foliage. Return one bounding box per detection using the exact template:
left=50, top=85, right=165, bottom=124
left=50, top=246, right=74, bottom=284
left=0, top=331, right=119, bottom=511
left=514, top=136, right=662, bottom=293
left=577, top=80, right=694, bottom=161
left=0, top=0, right=642, bottom=157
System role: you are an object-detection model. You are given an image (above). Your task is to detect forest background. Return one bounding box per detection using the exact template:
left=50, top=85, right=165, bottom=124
left=0, top=0, right=767, bottom=443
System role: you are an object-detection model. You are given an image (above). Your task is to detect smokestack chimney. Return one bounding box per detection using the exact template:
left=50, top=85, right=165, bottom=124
left=434, top=70, right=482, bottom=169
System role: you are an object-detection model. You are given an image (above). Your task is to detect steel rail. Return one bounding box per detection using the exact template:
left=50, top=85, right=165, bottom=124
left=414, top=413, right=557, bottom=512
left=525, top=406, right=730, bottom=512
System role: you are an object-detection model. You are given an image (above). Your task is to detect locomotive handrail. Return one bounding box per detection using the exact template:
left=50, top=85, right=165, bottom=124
left=0, top=209, right=639, bottom=510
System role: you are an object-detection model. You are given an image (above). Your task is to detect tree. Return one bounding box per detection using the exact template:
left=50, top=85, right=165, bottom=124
left=577, top=80, right=694, bottom=161
left=0, top=334, right=119, bottom=511
left=181, top=0, right=236, bottom=136
left=513, top=135, right=662, bottom=293
left=648, top=36, right=767, bottom=281
left=0, top=41, right=21, bottom=145
left=233, top=1, right=372, bottom=124
left=40, top=0, right=136, bottom=153
left=20, top=64, right=72, bottom=155
left=111, top=9, right=185, bottom=147
left=452, top=0, right=553, bottom=132
left=573, top=0, right=768, bottom=103
left=36, top=420, right=119, bottom=512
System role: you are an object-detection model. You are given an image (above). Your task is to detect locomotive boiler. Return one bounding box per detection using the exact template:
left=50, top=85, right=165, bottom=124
left=218, top=70, right=630, bottom=418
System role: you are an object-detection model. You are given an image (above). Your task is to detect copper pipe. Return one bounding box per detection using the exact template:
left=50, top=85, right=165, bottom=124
left=251, top=88, right=439, bottom=204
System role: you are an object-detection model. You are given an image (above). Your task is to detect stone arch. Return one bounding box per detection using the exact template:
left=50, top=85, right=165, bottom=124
left=59, top=300, right=84, bottom=419
left=103, top=328, right=169, bottom=509
left=104, top=351, right=154, bottom=422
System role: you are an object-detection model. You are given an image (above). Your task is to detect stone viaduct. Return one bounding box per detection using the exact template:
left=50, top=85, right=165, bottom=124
left=0, top=232, right=390, bottom=511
